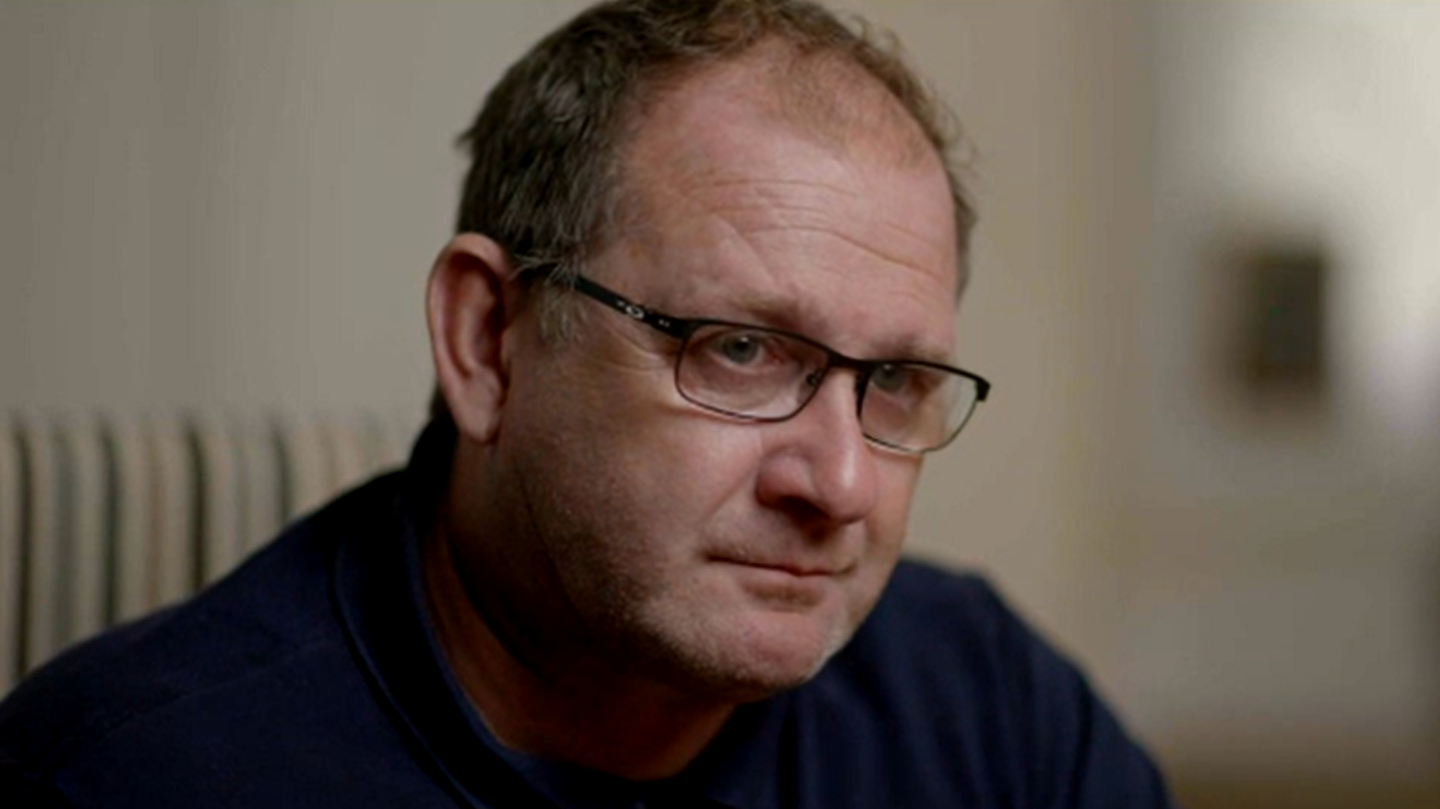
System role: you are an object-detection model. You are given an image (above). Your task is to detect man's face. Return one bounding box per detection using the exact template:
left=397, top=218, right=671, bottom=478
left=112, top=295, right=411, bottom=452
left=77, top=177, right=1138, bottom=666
left=488, top=60, right=960, bottom=699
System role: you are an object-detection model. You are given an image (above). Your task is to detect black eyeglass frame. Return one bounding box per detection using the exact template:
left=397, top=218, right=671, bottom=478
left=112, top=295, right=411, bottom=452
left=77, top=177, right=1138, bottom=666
left=562, top=273, right=991, bottom=454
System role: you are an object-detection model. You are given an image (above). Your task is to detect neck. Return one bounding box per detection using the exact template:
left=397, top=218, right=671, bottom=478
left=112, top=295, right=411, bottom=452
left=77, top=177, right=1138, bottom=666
left=422, top=473, right=736, bottom=781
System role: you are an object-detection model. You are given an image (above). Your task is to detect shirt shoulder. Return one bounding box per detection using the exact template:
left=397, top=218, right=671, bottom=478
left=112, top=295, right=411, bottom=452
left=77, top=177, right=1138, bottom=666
left=0, top=473, right=414, bottom=806
left=799, top=559, right=1174, bottom=808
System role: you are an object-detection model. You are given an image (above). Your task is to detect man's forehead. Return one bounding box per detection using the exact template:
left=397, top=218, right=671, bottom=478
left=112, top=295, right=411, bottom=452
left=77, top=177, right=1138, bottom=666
left=612, top=46, right=956, bottom=264
left=628, top=43, right=940, bottom=176
left=597, top=49, right=960, bottom=357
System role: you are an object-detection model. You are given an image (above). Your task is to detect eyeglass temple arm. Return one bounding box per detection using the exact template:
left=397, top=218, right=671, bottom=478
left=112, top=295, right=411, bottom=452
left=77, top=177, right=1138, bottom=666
left=566, top=275, right=690, bottom=338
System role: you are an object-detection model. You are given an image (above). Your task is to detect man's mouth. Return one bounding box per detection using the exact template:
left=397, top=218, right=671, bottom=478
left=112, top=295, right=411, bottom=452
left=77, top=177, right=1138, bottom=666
left=711, top=556, right=848, bottom=578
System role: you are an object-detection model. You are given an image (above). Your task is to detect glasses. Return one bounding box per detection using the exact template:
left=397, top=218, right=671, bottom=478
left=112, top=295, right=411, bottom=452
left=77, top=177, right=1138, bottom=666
left=562, top=274, right=990, bottom=454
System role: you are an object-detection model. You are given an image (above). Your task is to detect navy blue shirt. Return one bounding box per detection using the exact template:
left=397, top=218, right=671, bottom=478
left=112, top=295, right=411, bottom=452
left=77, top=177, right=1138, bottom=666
left=0, top=424, right=1173, bottom=807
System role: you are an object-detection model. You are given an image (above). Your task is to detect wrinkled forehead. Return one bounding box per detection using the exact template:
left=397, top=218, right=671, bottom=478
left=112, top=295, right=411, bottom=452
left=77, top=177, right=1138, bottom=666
left=600, top=48, right=961, bottom=355
left=624, top=42, right=945, bottom=194
left=613, top=49, right=959, bottom=290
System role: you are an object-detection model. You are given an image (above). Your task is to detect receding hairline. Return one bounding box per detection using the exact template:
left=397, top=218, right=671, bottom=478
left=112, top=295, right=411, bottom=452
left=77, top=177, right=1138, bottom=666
left=626, top=38, right=941, bottom=163
left=603, top=41, right=960, bottom=286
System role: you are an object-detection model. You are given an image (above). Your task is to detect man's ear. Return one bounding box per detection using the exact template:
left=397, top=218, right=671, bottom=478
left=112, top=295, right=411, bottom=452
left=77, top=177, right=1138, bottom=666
left=427, top=233, right=518, bottom=445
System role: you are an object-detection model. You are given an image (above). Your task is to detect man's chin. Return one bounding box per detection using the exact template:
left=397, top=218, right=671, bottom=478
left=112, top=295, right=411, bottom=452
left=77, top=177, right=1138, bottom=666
left=669, top=657, right=824, bottom=704
left=634, top=609, right=855, bottom=702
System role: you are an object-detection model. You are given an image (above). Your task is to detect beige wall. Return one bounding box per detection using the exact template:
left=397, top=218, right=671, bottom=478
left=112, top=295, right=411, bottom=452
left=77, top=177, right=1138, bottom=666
left=1133, top=2, right=1440, bottom=793
left=4, top=1, right=1439, bottom=804
left=0, top=0, right=565, bottom=414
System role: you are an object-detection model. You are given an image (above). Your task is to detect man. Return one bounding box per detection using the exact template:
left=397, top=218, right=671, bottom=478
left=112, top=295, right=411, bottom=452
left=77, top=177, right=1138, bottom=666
left=0, top=1, right=1173, bottom=806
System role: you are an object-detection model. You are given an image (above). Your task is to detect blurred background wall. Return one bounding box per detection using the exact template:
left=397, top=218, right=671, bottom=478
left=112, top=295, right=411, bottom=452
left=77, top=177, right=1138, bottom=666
left=2, top=2, right=1437, bottom=806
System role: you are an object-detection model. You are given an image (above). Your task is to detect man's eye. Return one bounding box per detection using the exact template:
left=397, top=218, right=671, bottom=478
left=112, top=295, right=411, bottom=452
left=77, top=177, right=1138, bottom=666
left=870, top=363, right=914, bottom=394
left=715, top=333, right=764, bottom=365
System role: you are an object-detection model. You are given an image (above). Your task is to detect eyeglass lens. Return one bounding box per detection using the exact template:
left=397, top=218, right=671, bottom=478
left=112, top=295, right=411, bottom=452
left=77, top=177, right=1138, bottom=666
left=676, top=323, right=976, bottom=452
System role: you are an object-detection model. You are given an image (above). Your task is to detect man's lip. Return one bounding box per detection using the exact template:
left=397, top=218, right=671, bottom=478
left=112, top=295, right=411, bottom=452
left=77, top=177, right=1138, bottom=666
left=712, top=557, right=844, bottom=577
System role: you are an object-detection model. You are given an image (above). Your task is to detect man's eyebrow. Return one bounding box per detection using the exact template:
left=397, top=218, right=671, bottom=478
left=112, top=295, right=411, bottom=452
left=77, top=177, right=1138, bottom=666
left=877, top=336, right=954, bottom=366
left=709, top=289, right=808, bottom=328
left=708, top=289, right=954, bottom=364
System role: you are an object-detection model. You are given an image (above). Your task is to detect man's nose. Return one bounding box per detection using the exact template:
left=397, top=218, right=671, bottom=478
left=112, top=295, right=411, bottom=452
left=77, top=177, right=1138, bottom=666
left=753, top=371, right=880, bottom=527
